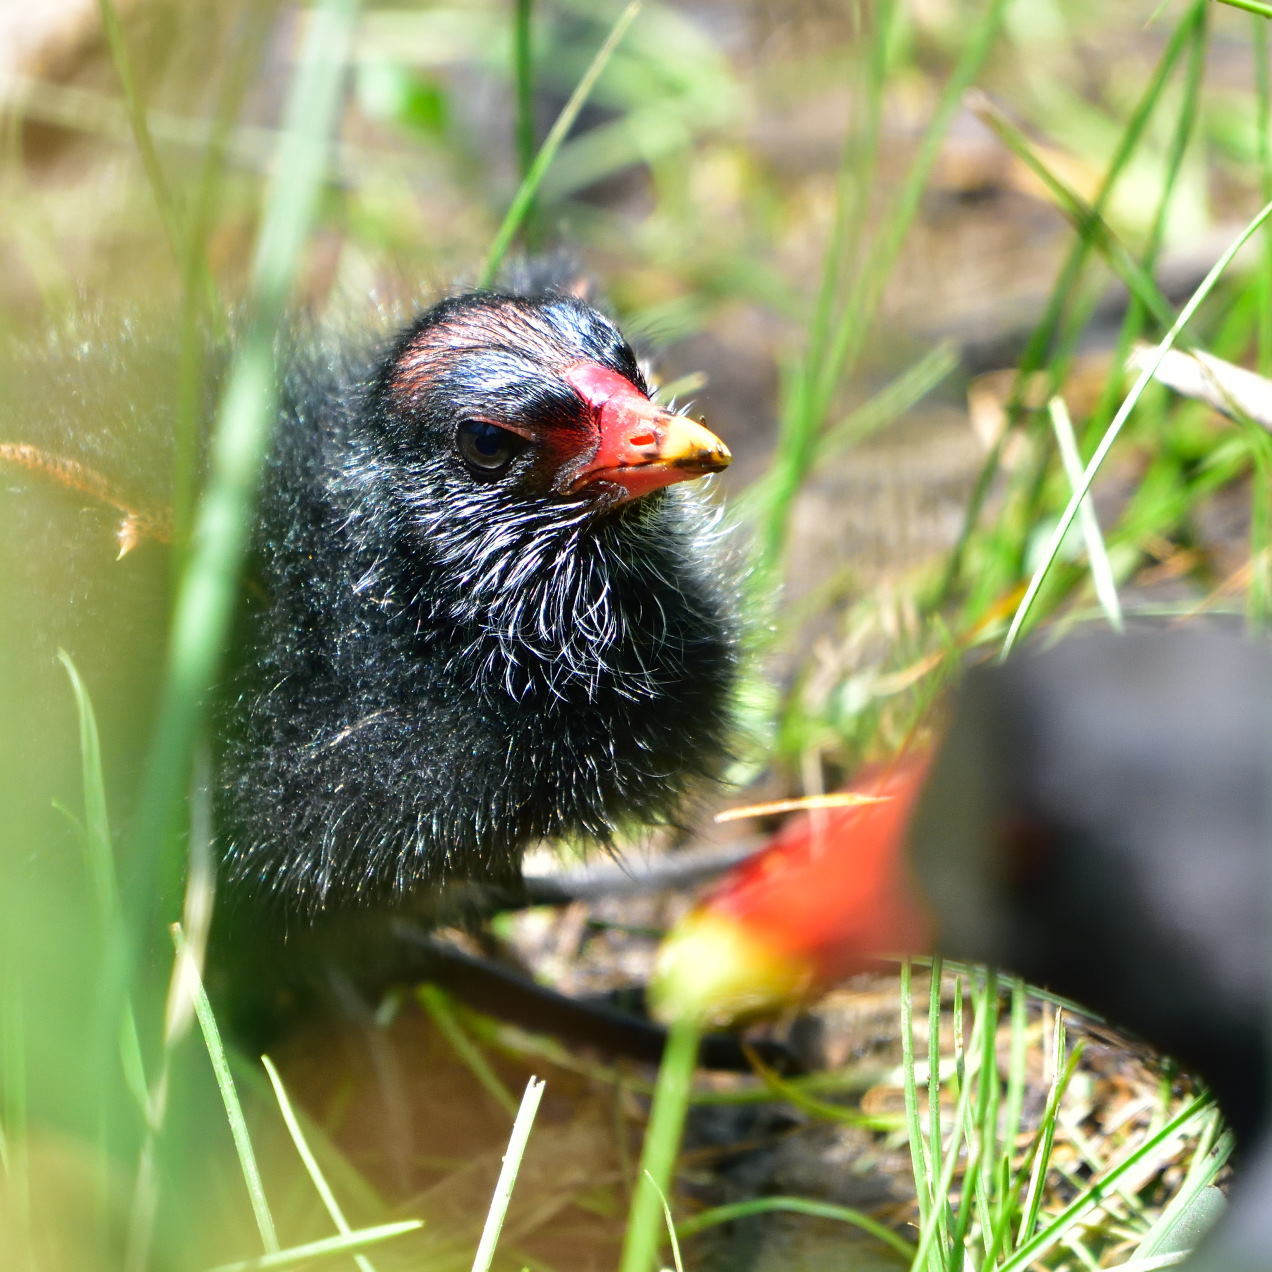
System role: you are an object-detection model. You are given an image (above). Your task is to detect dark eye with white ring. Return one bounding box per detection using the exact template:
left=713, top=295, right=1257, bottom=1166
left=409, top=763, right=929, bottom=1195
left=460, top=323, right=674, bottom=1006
left=455, top=419, right=526, bottom=478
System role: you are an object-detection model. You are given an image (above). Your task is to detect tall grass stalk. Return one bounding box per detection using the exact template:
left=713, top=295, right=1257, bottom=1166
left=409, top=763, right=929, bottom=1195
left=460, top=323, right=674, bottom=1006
left=1003, top=195, right=1272, bottom=654
left=125, top=0, right=361, bottom=1023
left=619, top=1020, right=699, bottom=1272
left=480, top=1, right=640, bottom=287
left=753, top=0, right=1008, bottom=587
left=937, top=6, right=1205, bottom=611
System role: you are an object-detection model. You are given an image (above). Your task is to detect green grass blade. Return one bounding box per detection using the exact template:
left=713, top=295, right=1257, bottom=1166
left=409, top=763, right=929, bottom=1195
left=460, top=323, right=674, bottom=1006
left=1002, top=195, right=1272, bottom=655
left=172, top=925, right=278, bottom=1254
left=1218, top=0, right=1272, bottom=15
left=730, top=1045, right=900, bottom=1130
left=755, top=0, right=1006, bottom=584
left=1257, top=17, right=1272, bottom=373
left=1132, top=1120, right=1230, bottom=1258
left=56, top=647, right=153, bottom=1250
left=416, top=985, right=518, bottom=1119
left=968, top=972, right=1002, bottom=1250
left=937, top=12, right=1202, bottom=604
left=510, top=0, right=540, bottom=252
left=618, top=1019, right=698, bottom=1272
left=648, top=1170, right=685, bottom=1272
left=96, top=0, right=183, bottom=265
left=513, top=0, right=536, bottom=182
left=206, top=1220, right=424, bottom=1272
left=1047, top=397, right=1123, bottom=630
left=56, top=650, right=118, bottom=922
left=820, top=343, right=959, bottom=461
left=999, top=1095, right=1214, bottom=1271
left=925, top=961, right=947, bottom=1260
left=172, top=6, right=273, bottom=553
left=676, top=1196, right=916, bottom=1260
left=260, top=1056, right=379, bottom=1272
left=1017, top=1020, right=1074, bottom=1246
left=907, top=987, right=984, bottom=1272
left=738, top=342, right=958, bottom=534
left=479, top=1, right=641, bottom=287
left=968, top=93, right=1174, bottom=328
left=770, top=0, right=892, bottom=416
left=899, top=961, right=934, bottom=1251
left=812, top=0, right=1008, bottom=419
left=127, top=0, right=361, bottom=993
left=1076, top=2, right=1206, bottom=467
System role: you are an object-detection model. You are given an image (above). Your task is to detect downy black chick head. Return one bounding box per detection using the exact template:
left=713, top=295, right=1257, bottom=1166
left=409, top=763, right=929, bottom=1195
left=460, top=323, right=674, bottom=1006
left=217, top=287, right=740, bottom=918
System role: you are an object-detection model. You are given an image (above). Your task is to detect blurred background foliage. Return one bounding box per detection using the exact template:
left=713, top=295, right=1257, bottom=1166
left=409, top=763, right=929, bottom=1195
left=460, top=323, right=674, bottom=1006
left=3, top=0, right=1271, bottom=1268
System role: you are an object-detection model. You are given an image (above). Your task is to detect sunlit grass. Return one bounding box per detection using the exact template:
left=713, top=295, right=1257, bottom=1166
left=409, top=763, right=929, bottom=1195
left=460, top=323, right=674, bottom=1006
left=3, top=0, right=1272, bottom=1268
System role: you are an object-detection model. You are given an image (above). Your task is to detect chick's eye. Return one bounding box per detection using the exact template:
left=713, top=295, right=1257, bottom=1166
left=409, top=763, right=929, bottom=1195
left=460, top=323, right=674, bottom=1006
left=456, top=419, right=526, bottom=477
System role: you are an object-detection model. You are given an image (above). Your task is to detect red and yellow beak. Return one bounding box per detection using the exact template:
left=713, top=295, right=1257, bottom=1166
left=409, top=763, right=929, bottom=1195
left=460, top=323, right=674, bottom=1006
left=651, top=763, right=934, bottom=1028
left=562, top=362, right=731, bottom=502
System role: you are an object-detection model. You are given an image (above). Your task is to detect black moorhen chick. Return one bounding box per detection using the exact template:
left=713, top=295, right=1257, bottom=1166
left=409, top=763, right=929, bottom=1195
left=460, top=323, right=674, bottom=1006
left=216, top=285, right=737, bottom=919
left=659, top=627, right=1272, bottom=1269
left=3, top=281, right=739, bottom=1024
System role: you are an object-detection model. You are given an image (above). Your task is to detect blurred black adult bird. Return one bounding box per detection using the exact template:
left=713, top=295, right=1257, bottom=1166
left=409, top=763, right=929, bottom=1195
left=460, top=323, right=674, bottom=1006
left=666, top=628, right=1272, bottom=1268
left=3, top=283, right=739, bottom=938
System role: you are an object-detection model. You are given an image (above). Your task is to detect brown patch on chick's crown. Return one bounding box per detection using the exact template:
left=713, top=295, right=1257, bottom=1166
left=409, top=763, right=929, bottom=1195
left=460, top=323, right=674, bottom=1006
left=388, top=300, right=585, bottom=410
